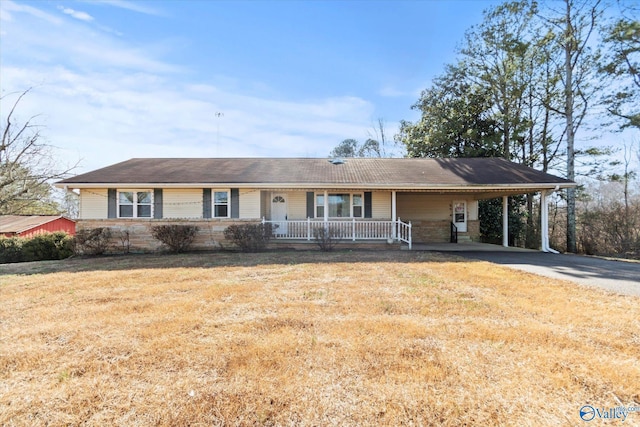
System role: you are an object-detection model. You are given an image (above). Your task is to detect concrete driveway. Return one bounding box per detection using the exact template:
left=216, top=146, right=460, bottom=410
left=450, top=251, right=640, bottom=297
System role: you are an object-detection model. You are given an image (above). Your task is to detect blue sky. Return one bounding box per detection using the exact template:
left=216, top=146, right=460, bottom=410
left=2, top=0, right=502, bottom=173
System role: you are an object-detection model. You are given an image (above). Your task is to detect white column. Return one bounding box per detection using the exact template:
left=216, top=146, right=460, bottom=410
left=391, top=191, right=397, bottom=240
left=502, top=196, right=509, bottom=247
left=391, top=190, right=397, bottom=220
left=323, top=190, right=328, bottom=223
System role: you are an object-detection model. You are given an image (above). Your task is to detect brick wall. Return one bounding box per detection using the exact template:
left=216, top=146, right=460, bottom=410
left=76, top=218, right=261, bottom=253
left=411, top=219, right=480, bottom=243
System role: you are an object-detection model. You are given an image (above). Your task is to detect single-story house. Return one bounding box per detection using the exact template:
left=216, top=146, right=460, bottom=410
left=55, top=157, right=575, bottom=252
left=0, top=215, right=76, bottom=238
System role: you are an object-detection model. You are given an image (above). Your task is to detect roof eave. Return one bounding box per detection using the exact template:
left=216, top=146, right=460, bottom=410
left=55, top=182, right=576, bottom=190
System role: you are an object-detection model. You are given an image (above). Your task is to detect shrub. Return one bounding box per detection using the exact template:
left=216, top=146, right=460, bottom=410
left=0, top=237, right=24, bottom=263
left=223, top=223, right=276, bottom=252
left=312, top=226, right=341, bottom=252
left=150, top=224, right=199, bottom=253
left=22, top=232, right=74, bottom=261
left=0, top=233, right=73, bottom=263
left=74, top=227, right=113, bottom=255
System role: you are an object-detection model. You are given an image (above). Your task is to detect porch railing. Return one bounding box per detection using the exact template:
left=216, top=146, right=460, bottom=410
left=262, top=218, right=412, bottom=249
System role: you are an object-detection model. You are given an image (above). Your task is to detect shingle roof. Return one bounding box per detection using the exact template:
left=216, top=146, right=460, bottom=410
left=57, top=157, right=574, bottom=189
left=0, top=215, right=71, bottom=234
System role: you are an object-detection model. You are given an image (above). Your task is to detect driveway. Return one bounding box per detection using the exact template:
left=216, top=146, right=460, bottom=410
left=450, top=251, right=640, bottom=297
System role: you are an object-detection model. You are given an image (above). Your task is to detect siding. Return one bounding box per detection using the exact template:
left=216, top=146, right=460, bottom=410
left=372, top=191, right=391, bottom=219
left=239, top=189, right=261, bottom=218
left=397, top=194, right=452, bottom=221
left=287, top=191, right=307, bottom=220
left=80, top=189, right=108, bottom=219
left=468, top=200, right=478, bottom=221
left=163, top=189, right=202, bottom=218
left=20, top=218, right=76, bottom=237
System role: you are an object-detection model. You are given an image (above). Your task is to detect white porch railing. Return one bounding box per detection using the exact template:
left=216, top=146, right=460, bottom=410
left=262, top=217, right=412, bottom=249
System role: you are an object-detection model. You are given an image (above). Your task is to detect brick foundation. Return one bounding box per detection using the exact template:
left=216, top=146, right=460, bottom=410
left=411, top=220, right=480, bottom=243
left=76, top=219, right=263, bottom=253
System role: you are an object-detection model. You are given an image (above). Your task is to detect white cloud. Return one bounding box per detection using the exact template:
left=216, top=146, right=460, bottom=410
left=81, top=0, right=163, bottom=16
left=58, top=6, right=94, bottom=22
left=0, top=2, right=380, bottom=174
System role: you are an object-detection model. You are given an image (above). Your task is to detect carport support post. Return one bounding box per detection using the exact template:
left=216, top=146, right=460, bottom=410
left=502, top=196, right=509, bottom=248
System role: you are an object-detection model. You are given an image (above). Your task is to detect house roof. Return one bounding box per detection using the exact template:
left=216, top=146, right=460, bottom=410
left=0, top=215, right=74, bottom=234
left=56, top=157, right=575, bottom=191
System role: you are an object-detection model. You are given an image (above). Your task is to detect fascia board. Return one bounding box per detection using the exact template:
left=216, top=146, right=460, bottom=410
left=56, top=182, right=576, bottom=190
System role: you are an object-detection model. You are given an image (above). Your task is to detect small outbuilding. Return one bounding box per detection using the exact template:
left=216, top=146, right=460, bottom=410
left=0, top=215, right=76, bottom=238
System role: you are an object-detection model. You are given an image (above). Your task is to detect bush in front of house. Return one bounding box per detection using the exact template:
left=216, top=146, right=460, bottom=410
left=150, top=224, right=199, bottom=253
left=73, top=227, right=113, bottom=255
left=312, top=225, right=341, bottom=251
left=223, top=223, right=276, bottom=252
left=0, top=232, right=74, bottom=263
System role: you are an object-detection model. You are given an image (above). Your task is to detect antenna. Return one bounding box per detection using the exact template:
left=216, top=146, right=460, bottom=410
left=215, top=112, right=224, bottom=155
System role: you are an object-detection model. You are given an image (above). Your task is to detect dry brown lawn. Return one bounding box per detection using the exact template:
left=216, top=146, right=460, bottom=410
left=1, top=251, right=639, bottom=426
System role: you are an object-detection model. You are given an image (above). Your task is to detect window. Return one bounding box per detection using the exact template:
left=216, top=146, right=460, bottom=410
left=328, top=194, right=349, bottom=217
left=352, top=193, right=363, bottom=218
left=316, top=192, right=364, bottom=218
left=118, top=191, right=152, bottom=218
left=213, top=190, right=229, bottom=218
left=316, top=194, right=324, bottom=218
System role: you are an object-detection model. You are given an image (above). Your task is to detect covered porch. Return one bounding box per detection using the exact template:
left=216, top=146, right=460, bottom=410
left=260, top=187, right=561, bottom=252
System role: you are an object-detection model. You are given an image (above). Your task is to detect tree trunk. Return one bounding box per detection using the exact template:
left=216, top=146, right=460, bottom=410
left=565, top=0, right=577, bottom=253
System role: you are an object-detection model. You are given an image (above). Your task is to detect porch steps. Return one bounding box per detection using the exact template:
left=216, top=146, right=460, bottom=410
left=457, top=234, right=473, bottom=243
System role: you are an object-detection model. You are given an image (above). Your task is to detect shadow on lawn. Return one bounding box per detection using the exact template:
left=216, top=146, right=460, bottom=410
left=0, top=249, right=449, bottom=276
left=3, top=250, right=638, bottom=292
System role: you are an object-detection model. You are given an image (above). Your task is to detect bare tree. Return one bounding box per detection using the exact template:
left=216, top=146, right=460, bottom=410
left=1, top=88, right=76, bottom=214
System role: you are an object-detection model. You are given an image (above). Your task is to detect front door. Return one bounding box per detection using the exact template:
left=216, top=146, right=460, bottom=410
left=453, top=200, right=467, bottom=233
left=271, top=194, right=287, bottom=235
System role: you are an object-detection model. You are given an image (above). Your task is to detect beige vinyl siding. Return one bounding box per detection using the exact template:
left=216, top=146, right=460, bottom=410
left=468, top=200, right=478, bottom=220
left=372, top=191, right=391, bottom=218
left=239, top=189, right=261, bottom=218
left=80, top=189, right=108, bottom=219
left=397, top=194, right=452, bottom=221
left=287, top=191, right=307, bottom=220
left=163, top=189, right=202, bottom=219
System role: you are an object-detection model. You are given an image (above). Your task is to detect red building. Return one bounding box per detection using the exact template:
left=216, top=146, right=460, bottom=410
left=0, top=215, right=76, bottom=238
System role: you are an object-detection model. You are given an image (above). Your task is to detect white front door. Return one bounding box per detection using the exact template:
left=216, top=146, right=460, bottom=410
left=453, top=200, right=467, bottom=233
left=271, top=194, right=287, bottom=235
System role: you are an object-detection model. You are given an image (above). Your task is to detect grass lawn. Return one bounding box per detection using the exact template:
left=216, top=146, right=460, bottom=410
left=1, top=251, right=639, bottom=426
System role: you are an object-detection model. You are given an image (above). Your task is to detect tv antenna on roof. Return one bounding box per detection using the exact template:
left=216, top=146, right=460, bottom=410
left=215, top=112, right=224, bottom=155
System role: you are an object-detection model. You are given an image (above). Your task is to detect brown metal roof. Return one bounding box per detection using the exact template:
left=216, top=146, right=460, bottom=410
left=0, top=215, right=72, bottom=234
left=56, top=157, right=574, bottom=189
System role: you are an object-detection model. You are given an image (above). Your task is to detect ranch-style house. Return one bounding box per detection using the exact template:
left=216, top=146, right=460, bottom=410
left=55, top=157, right=575, bottom=252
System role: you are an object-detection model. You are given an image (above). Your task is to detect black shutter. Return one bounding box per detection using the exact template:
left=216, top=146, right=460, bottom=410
left=231, top=188, right=239, bottom=218
left=203, top=189, right=212, bottom=218
left=364, top=192, right=372, bottom=218
left=107, top=188, right=117, bottom=218
left=306, top=192, right=315, bottom=218
left=153, top=189, right=163, bottom=219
